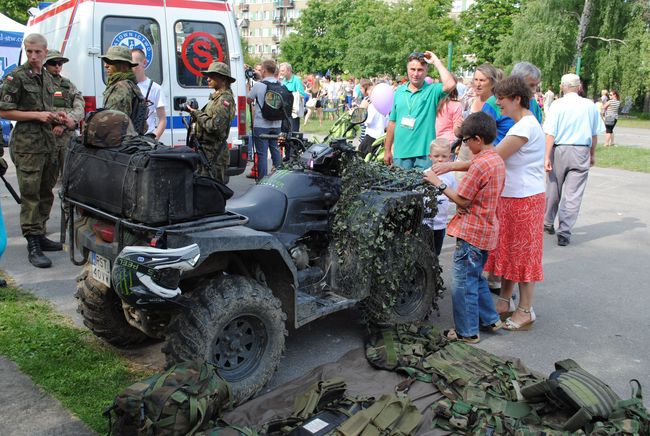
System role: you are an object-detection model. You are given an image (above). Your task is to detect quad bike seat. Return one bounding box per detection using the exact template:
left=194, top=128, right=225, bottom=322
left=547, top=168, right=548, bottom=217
left=227, top=185, right=287, bottom=232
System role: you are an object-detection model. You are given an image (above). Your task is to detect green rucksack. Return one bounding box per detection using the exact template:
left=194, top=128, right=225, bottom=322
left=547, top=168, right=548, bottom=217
left=105, top=359, right=233, bottom=435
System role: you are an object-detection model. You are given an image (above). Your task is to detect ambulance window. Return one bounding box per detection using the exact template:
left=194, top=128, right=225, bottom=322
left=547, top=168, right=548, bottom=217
left=175, top=21, right=230, bottom=88
left=101, top=17, right=163, bottom=85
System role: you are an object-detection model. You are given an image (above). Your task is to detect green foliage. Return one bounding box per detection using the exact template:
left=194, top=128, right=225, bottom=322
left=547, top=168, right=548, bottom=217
left=495, top=0, right=581, bottom=91
left=495, top=0, right=649, bottom=107
left=331, top=158, right=443, bottom=323
left=0, top=284, right=150, bottom=433
left=1, top=0, right=38, bottom=25
left=241, top=37, right=262, bottom=67
left=596, top=146, right=650, bottom=173
left=280, top=0, right=458, bottom=76
left=458, top=0, right=520, bottom=67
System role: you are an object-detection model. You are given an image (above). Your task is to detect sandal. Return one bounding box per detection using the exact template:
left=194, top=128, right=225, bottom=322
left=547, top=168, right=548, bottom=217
left=479, top=319, right=503, bottom=333
left=503, top=306, right=536, bottom=331
left=443, top=329, right=480, bottom=344
left=496, top=296, right=516, bottom=321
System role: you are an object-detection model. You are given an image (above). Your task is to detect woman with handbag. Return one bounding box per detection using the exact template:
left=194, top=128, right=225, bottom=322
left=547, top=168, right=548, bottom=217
left=603, top=90, right=620, bottom=146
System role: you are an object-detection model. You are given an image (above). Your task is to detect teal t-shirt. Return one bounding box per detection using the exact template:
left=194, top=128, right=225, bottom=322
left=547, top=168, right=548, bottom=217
left=389, top=82, right=446, bottom=159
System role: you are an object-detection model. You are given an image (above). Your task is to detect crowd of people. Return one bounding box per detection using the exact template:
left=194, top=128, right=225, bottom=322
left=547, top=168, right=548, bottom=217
left=247, top=50, right=610, bottom=343
left=0, top=33, right=615, bottom=346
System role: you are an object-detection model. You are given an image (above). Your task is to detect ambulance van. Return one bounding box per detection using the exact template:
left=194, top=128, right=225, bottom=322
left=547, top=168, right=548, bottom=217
left=25, top=0, right=248, bottom=176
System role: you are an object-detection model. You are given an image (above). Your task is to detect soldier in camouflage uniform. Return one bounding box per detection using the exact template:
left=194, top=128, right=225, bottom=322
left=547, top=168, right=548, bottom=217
left=44, top=50, right=85, bottom=178
left=99, top=45, right=147, bottom=134
left=0, top=33, right=71, bottom=268
left=186, top=62, right=236, bottom=183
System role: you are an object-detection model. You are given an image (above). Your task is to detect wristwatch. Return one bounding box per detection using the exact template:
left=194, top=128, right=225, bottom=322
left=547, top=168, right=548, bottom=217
left=437, top=183, right=447, bottom=191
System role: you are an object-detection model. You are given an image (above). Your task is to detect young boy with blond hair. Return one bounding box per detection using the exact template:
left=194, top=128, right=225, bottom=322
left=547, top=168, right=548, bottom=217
left=424, top=112, right=505, bottom=343
left=422, top=138, right=458, bottom=255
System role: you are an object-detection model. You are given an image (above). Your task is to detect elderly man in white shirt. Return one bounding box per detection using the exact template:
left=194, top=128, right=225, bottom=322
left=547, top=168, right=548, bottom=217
left=543, top=73, right=604, bottom=246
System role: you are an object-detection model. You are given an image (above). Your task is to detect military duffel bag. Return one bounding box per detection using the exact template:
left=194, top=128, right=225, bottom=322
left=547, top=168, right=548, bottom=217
left=105, top=359, right=232, bottom=436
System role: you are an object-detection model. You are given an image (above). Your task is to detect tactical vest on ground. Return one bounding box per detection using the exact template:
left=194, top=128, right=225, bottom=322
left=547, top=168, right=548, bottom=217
left=263, top=377, right=423, bottom=435
left=365, top=323, right=650, bottom=435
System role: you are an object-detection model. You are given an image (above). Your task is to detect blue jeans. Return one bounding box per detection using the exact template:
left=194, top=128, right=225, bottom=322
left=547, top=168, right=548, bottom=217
left=451, top=239, right=500, bottom=337
left=394, top=156, right=431, bottom=170
left=253, top=126, right=282, bottom=179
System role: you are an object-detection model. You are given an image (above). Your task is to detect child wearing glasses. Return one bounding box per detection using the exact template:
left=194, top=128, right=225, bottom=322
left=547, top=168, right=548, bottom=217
left=423, top=112, right=505, bottom=343
left=422, top=138, right=458, bottom=256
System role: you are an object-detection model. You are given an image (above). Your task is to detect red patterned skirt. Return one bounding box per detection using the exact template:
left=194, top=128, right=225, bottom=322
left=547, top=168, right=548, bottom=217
left=485, top=193, right=545, bottom=282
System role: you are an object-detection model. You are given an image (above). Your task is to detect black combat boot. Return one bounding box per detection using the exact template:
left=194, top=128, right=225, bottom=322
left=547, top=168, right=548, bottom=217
left=39, top=235, right=63, bottom=251
left=27, top=236, right=52, bottom=268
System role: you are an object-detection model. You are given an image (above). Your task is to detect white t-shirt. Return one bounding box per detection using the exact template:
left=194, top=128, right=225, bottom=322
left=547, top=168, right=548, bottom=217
left=423, top=172, right=458, bottom=230
left=364, top=103, right=388, bottom=139
left=501, top=115, right=546, bottom=198
left=137, top=78, right=167, bottom=135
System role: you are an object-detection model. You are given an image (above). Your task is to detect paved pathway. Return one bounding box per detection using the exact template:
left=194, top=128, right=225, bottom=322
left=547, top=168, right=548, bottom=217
left=597, top=125, right=650, bottom=148
left=1, top=155, right=649, bottom=433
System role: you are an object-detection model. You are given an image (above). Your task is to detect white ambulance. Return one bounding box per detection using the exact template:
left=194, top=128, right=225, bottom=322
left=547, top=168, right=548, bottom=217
left=25, top=0, right=248, bottom=175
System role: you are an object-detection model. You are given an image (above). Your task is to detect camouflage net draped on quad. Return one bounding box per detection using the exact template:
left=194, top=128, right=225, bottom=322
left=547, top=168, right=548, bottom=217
left=332, top=158, right=445, bottom=323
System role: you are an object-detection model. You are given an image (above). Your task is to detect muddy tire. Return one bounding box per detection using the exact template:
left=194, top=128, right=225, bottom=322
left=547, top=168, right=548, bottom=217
left=75, top=264, right=149, bottom=347
left=163, top=275, right=286, bottom=404
left=364, top=234, right=438, bottom=324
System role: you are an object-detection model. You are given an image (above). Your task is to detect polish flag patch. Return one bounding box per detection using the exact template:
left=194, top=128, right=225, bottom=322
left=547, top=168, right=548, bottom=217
left=54, top=91, right=63, bottom=97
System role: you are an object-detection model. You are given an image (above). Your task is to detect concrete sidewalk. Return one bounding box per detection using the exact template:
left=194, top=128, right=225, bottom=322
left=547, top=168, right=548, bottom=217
left=597, top=125, right=650, bottom=148
left=1, top=160, right=649, bottom=433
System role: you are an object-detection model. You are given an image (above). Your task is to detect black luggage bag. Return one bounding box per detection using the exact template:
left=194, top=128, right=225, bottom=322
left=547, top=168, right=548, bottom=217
left=64, top=139, right=230, bottom=224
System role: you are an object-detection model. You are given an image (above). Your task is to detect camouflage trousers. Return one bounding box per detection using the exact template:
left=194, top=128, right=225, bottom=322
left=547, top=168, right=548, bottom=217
left=11, top=151, right=58, bottom=236
left=198, top=141, right=229, bottom=184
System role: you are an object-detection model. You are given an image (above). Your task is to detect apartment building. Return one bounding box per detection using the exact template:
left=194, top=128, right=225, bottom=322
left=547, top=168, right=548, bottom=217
left=234, top=0, right=307, bottom=58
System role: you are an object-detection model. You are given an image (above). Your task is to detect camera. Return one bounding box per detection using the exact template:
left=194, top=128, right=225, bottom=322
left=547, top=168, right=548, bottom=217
left=182, top=98, right=198, bottom=111
left=245, top=66, right=259, bottom=81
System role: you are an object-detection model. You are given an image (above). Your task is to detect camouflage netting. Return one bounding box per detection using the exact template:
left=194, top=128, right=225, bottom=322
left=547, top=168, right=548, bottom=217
left=332, top=158, right=445, bottom=323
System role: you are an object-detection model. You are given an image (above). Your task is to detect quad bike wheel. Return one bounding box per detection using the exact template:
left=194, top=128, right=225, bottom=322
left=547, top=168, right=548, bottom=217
left=75, top=263, right=150, bottom=347
left=163, top=274, right=287, bottom=404
left=364, top=233, right=438, bottom=324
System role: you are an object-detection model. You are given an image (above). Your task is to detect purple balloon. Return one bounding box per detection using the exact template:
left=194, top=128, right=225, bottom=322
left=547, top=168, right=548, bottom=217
left=425, top=76, right=433, bottom=84
left=370, top=83, right=395, bottom=116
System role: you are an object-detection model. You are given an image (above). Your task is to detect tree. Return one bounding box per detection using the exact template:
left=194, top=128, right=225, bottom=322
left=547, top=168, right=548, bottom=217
left=281, top=0, right=458, bottom=77
left=1, top=0, right=39, bottom=25
left=458, top=0, right=520, bottom=67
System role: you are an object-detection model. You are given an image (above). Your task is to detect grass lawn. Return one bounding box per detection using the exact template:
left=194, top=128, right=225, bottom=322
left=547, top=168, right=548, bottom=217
left=616, top=117, right=650, bottom=129
left=596, top=145, right=650, bottom=173
left=0, top=281, right=151, bottom=433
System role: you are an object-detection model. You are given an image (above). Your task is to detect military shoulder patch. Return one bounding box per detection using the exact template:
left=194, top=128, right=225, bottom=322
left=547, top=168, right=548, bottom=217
left=222, top=100, right=230, bottom=107
left=5, top=76, right=13, bottom=81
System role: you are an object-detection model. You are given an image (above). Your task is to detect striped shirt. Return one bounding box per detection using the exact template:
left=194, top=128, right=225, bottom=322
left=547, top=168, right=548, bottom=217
left=447, top=149, right=505, bottom=251
left=605, top=99, right=620, bottom=119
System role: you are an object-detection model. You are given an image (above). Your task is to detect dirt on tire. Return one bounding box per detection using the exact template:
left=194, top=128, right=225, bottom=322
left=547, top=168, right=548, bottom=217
left=163, top=275, right=287, bottom=404
left=75, top=264, right=149, bottom=347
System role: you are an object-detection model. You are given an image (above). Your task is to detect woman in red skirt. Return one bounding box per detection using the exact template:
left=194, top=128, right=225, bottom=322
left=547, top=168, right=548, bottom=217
left=485, top=76, right=546, bottom=331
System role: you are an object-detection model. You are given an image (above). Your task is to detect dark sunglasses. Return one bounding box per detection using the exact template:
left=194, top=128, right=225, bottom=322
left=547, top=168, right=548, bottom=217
left=462, top=136, right=475, bottom=143
left=408, top=51, right=425, bottom=61
left=47, top=61, right=65, bottom=67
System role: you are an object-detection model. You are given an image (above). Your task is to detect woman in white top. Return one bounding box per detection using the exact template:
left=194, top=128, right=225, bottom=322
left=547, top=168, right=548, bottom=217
left=484, top=76, right=546, bottom=331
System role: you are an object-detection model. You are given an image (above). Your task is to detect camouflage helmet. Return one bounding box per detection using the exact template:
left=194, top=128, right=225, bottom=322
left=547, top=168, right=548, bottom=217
left=83, top=109, right=137, bottom=148
left=201, top=62, right=236, bottom=83
left=45, top=49, right=69, bottom=64
left=99, top=46, right=139, bottom=67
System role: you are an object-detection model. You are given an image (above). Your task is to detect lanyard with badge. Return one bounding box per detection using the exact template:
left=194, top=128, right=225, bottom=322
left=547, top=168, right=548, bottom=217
left=401, top=89, right=421, bottom=129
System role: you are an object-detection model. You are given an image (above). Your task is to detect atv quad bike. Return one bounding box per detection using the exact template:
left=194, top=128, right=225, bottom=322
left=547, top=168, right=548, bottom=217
left=63, top=99, right=442, bottom=404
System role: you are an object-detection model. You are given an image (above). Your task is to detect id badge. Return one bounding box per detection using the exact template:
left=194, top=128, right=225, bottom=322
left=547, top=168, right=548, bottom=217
left=401, top=116, right=416, bottom=129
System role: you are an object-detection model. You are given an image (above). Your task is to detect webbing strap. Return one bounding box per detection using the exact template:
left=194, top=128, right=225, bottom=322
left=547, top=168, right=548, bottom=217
left=382, top=330, right=397, bottom=368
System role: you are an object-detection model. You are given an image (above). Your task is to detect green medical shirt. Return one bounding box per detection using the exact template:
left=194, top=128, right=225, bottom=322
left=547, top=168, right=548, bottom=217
left=389, top=82, right=446, bottom=159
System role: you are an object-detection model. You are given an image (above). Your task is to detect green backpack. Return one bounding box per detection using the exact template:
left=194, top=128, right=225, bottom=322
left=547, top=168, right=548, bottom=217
left=105, top=359, right=233, bottom=436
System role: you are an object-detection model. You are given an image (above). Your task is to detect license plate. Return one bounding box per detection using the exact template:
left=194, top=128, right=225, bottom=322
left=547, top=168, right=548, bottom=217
left=91, top=252, right=111, bottom=288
